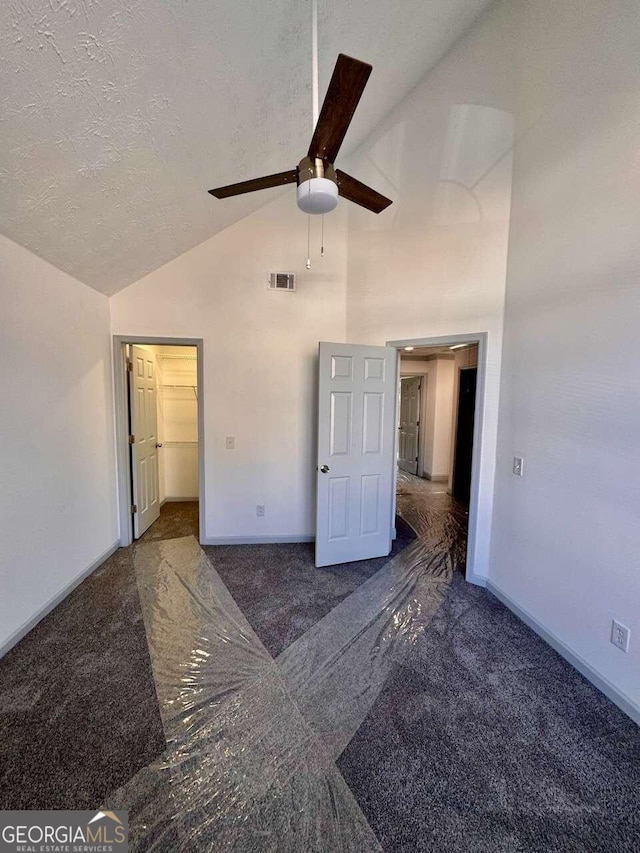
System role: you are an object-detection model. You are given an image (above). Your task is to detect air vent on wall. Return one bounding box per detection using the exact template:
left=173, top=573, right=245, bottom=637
left=268, top=272, right=296, bottom=292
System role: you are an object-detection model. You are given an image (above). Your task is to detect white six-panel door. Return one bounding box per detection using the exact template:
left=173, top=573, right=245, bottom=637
left=316, top=342, right=398, bottom=568
left=129, top=345, right=160, bottom=538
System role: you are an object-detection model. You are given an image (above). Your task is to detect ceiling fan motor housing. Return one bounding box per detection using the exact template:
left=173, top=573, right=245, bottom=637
left=296, top=157, right=338, bottom=214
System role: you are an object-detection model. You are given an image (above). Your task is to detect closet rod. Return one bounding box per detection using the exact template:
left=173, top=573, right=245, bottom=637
left=156, top=353, right=197, bottom=361
left=158, top=384, right=197, bottom=389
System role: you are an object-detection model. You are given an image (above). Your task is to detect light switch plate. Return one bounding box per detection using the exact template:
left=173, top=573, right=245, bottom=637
left=225, top=436, right=235, bottom=450
left=513, top=456, right=524, bottom=476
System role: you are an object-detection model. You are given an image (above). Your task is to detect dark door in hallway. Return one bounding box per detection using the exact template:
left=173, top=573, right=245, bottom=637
left=452, top=367, right=477, bottom=504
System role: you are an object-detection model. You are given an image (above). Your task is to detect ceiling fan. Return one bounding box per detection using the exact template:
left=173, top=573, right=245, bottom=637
left=208, top=53, right=392, bottom=216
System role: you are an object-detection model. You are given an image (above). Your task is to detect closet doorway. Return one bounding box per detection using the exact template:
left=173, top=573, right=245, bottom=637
left=114, top=337, right=205, bottom=547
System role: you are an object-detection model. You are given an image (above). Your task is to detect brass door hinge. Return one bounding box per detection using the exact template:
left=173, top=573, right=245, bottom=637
left=129, top=434, right=135, bottom=444
left=126, top=361, right=133, bottom=372
left=131, top=504, right=137, bottom=514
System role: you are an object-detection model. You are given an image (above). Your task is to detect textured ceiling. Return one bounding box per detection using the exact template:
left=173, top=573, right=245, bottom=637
left=0, top=0, right=494, bottom=294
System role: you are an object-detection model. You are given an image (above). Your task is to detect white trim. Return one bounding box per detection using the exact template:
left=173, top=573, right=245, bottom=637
left=465, top=571, right=487, bottom=588
left=0, top=541, right=120, bottom=660
left=158, top=496, right=199, bottom=507
left=390, top=351, right=400, bottom=545
left=387, top=332, right=487, bottom=587
left=202, top=535, right=315, bottom=546
left=487, top=580, right=640, bottom=726
left=113, top=336, right=206, bottom=548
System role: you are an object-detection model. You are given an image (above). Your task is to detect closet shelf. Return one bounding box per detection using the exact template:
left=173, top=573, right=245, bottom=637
left=158, top=383, right=198, bottom=400
left=156, top=353, right=197, bottom=361
left=158, top=383, right=197, bottom=388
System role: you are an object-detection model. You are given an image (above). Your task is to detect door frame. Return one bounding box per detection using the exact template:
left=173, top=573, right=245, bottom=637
left=387, top=332, right=487, bottom=585
left=113, top=335, right=205, bottom=547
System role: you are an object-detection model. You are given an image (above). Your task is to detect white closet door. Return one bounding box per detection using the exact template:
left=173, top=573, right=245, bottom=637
left=130, top=346, right=160, bottom=538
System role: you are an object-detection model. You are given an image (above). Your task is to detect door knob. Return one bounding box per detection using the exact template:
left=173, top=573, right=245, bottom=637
left=155, top=442, right=163, bottom=448
left=320, top=465, right=330, bottom=474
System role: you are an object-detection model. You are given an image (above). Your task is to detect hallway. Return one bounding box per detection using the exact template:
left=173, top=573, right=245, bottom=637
left=395, top=470, right=469, bottom=575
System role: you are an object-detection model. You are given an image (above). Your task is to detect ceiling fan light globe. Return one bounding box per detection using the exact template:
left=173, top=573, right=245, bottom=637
left=296, top=177, right=338, bottom=214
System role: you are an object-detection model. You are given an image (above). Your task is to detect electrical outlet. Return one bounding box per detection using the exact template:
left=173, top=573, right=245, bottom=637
left=513, top=456, right=524, bottom=477
left=225, top=436, right=235, bottom=450
left=256, top=504, right=265, bottom=517
left=611, top=619, right=630, bottom=653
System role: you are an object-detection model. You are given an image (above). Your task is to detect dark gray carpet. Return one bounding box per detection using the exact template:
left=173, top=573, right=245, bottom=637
left=2, top=493, right=638, bottom=853
left=0, top=543, right=167, bottom=809
left=138, top=499, right=199, bottom=543
left=204, top=516, right=416, bottom=658
left=337, top=572, right=640, bottom=852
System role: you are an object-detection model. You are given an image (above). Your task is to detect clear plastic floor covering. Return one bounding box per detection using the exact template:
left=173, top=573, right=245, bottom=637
left=107, top=473, right=462, bottom=850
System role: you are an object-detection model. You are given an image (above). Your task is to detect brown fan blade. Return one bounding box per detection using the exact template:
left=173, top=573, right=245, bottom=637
left=336, top=170, right=392, bottom=214
left=308, top=54, right=372, bottom=162
left=209, top=170, right=297, bottom=199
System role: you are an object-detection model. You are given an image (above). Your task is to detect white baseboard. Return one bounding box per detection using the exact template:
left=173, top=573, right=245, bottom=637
left=486, top=580, right=640, bottom=726
left=465, top=570, right=487, bottom=588
left=201, top=534, right=315, bottom=546
left=0, top=540, right=120, bottom=660
left=164, top=496, right=199, bottom=502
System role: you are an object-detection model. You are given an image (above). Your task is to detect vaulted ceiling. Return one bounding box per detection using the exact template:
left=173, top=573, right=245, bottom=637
left=1, top=0, right=493, bottom=294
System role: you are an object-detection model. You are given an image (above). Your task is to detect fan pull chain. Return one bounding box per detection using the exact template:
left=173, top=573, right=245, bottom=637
left=321, top=214, right=325, bottom=257
left=306, top=214, right=311, bottom=269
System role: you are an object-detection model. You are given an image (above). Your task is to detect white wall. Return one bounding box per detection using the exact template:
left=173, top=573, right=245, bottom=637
left=345, top=2, right=515, bottom=578
left=110, top=192, right=348, bottom=541
left=490, top=0, right=640, bottom=710
left=0, top=234, right=118, bottom=652
left=432, top=358, right=455, bottom=479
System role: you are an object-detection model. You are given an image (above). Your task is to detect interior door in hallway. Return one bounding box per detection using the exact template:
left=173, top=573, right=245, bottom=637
left=129, top=345, right=160, bottom=537
left=316, top=342, right=398, bottom=568
left=398, top=376, right=421, bottom=475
